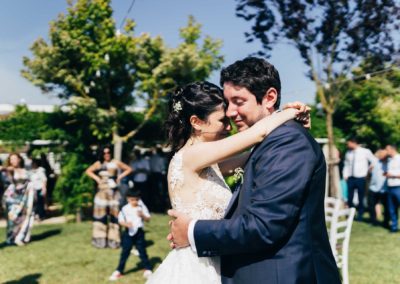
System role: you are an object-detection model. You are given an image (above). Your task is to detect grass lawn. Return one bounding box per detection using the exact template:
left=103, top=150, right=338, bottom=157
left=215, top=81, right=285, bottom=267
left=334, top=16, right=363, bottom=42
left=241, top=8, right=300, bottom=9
left=1, top=214, right=399, bottom=284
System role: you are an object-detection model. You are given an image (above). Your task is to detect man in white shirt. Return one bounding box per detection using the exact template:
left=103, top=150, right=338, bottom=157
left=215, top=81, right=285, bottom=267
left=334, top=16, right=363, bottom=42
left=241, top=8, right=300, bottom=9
left=343, top=138, right=375, bottom=221
left=385, top=144, right=400, bottom=232
left=368, top=150, right=389, bottom=227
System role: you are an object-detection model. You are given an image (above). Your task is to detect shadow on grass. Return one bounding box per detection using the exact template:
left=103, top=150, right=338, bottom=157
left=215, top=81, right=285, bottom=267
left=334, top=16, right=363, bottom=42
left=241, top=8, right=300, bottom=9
left=124, top=257, right=162, bottom=275
left=3, top=273, right=41, bottom=284
left=145, top=240, right=155, bottom=247
left=31, top=229, right=62, bottom=242
left=0, top=241, right=9, bottom=249
left=0, top=229, right=61, bottom=249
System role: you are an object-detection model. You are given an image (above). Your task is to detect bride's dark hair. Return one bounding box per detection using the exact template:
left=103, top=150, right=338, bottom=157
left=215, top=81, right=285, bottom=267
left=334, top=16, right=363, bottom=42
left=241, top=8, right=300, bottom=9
left=165, top=81, right=226, bottom=153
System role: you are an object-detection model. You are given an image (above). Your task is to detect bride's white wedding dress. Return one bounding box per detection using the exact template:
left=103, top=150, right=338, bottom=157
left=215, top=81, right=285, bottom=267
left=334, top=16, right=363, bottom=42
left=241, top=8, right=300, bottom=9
left=146, top=151, right=232, bottom=284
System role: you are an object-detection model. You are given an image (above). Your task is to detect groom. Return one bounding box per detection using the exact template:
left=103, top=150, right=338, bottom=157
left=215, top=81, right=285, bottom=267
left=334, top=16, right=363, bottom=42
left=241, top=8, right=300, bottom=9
left=169, top=57, right=341, bottom=283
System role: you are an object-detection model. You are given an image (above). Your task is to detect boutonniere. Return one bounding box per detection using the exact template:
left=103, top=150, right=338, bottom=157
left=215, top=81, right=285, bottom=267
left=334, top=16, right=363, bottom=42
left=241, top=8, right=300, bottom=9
left=233, top=167, right=244, bottom=184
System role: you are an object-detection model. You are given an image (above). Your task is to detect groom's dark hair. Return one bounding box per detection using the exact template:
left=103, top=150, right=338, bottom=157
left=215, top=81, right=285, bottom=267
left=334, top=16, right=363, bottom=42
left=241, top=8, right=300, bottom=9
left=220, top=57, right=281, bottom=109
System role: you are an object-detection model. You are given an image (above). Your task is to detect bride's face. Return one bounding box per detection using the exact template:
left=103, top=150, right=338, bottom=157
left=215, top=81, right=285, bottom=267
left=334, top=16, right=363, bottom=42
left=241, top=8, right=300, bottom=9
left=200, top=105, right=231, bottom=142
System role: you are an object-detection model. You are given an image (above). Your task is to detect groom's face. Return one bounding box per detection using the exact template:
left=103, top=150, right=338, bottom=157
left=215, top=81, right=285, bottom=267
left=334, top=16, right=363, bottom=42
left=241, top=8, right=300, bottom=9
left=223, top=82, right=270, bottom=132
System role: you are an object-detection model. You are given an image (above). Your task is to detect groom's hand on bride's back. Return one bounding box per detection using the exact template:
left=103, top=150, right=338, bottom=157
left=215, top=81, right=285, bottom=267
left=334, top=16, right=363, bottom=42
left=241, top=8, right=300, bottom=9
left=167, top=209, right=191, bottom=249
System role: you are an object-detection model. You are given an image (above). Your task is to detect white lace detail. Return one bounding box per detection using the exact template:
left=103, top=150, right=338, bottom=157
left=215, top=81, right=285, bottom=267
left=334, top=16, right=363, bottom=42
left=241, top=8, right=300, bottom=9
left=168, top=151, right=232, bottom=220
left=169, top=150, right=184, bottom=201
left=147, top=150, right=232, bottom=284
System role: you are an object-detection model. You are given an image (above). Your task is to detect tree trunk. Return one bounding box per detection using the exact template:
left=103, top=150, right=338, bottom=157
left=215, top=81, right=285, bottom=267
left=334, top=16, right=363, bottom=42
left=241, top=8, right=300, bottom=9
left=325, top=110, right=337, bottom=197
left=113, top=131, right=123, bottom=161
left=75, top=207, right=82, bottom=223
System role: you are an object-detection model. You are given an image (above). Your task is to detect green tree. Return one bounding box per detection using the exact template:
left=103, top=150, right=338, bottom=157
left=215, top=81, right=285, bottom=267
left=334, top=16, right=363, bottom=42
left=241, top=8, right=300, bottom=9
left=22, top=0, right=223, bottom=160
left=334, top=67, right=400, bottom=150
left=54, top=153, right=93, bottom=218
left=235, top=0, right=399, bottom=196
left=0, top=105, right=65, bottom=147
left=309, top=106, right=344, bottom=144
left=21, top=0, right=223, bottom=216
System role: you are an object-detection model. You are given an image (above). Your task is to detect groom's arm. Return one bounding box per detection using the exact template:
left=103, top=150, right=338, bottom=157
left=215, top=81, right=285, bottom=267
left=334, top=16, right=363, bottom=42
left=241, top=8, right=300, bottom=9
left=193, top=125, right=319, bottom=256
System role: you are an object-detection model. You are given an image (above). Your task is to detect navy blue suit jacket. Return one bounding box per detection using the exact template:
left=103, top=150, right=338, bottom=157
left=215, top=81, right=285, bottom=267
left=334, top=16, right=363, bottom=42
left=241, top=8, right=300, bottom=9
left=194, top=121, right=341, bottom=284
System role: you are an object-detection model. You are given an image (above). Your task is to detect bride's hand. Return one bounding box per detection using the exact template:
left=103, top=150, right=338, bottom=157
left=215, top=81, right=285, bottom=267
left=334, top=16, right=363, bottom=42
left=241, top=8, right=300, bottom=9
left=283, top=101, right=311, bottom=129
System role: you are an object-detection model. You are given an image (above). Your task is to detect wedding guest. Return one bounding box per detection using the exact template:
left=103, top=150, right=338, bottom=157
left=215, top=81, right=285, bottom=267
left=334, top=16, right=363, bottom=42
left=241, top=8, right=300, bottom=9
left=130, top=150, right=151, bottom=208
left=342, top=137, right=375, bottom=221
left=0, top=159, right=5, bottom=198
left=85, top=145, right=132, bottom=248
left=368, top=149, right=389, bottom=227
left=29, top=159, right=47, bottom=220
left=109, top=189, right=153, bottom=281
left=149, top=146, right=168, bottom=212
left=2, top=153, right=35, bottom=246
left=385, top=144, right=400, bottom=232
left=40, top=153, right=55, bottom=206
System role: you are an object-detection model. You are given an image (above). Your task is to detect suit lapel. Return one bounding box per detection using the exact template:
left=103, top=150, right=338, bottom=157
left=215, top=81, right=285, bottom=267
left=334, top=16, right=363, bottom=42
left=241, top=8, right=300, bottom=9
left=224, top=182, right=242, bottom=217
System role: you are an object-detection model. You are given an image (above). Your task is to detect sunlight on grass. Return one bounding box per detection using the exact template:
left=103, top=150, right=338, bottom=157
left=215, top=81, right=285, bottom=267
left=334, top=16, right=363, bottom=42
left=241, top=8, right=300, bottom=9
left=0, top=214, right=170, bottom=284
left=0, top=215, right=399, bottom=283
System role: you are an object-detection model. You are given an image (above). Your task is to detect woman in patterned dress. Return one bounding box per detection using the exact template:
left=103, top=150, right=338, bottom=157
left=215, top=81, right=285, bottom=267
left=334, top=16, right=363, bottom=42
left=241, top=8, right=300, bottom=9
left=85, top=146, right=133, bottom=248
left=2, top=153, right=35, bottom=246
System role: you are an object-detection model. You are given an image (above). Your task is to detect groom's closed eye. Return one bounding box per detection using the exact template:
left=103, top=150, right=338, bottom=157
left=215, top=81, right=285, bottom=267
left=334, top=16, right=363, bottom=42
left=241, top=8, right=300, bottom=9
left=233, top=99, right=244, bottom=106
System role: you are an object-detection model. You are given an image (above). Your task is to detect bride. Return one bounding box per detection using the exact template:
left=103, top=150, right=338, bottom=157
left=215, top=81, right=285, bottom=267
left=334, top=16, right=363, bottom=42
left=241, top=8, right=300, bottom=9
left=146, top=81, right=309, bottom=283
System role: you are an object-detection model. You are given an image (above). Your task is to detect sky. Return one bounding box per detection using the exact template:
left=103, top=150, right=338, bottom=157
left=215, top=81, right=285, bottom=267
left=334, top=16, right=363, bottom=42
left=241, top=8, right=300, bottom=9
left=0, top=0, right=316, bottom=107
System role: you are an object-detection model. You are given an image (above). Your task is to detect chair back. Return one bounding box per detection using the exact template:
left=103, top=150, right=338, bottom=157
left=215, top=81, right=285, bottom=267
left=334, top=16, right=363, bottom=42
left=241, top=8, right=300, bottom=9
left=329, top=207, right=356, bottom=284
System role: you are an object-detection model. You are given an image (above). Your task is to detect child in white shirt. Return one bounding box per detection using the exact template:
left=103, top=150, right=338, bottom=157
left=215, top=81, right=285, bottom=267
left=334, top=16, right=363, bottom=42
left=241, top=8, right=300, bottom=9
left=109, top=190, right=152, bottom=280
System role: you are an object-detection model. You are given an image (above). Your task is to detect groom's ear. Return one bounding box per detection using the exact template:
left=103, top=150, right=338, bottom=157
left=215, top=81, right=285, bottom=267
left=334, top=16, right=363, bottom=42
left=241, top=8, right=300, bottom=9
left=261, top=87, right=278, bottom=110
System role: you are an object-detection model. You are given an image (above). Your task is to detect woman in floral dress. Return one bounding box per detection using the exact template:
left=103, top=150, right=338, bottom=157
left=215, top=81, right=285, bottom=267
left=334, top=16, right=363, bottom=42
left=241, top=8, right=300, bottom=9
left=2, top=153, right=35, bottom=246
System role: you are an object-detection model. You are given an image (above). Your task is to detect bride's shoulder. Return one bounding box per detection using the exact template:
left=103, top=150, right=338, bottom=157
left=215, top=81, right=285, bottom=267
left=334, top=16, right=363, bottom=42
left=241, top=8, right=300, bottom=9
left=168, top=150, right=184, bottom=173
left=169, top=150, right=184, bottom=164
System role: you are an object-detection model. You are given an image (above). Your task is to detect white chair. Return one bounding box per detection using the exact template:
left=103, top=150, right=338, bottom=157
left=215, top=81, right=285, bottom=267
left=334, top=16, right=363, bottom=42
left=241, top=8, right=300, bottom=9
left=324, top=197, right=342, bottom=239
left=329, top=207, right=356, bottom=284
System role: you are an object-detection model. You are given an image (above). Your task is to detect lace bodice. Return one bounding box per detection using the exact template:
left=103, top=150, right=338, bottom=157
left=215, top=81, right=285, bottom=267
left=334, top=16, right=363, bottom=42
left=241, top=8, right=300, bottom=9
left=168, top=151, right=232, bottom=220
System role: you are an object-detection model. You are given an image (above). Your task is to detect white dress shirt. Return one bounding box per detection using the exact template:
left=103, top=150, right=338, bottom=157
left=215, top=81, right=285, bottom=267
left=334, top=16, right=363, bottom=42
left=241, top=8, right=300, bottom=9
left=369, top=158, right=387, bottom=193
left=387, top=154, right=400, bottom=187
left=29, top=167, right=47, bottom=190
left=343, top=146, right=375, bottom=179
left=118, top=200, right=150, bottom=236
left=188, top=220, right=197, bottom=252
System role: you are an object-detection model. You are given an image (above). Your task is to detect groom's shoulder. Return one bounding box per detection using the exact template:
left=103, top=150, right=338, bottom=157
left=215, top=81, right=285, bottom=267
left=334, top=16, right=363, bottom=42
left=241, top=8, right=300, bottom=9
left=262, top=120, right=320, bottom=150
left=268, top=119, right=308, bottom=138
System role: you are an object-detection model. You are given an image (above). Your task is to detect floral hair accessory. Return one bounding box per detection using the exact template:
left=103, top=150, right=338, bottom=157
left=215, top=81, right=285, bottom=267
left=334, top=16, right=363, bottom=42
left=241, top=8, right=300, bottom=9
left=173, top=101, right=183, bottom=113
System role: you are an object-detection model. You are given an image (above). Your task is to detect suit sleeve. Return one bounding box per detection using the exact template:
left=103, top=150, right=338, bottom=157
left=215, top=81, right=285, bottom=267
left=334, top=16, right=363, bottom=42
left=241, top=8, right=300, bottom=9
left=193, top=126, right=318, bottom=256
